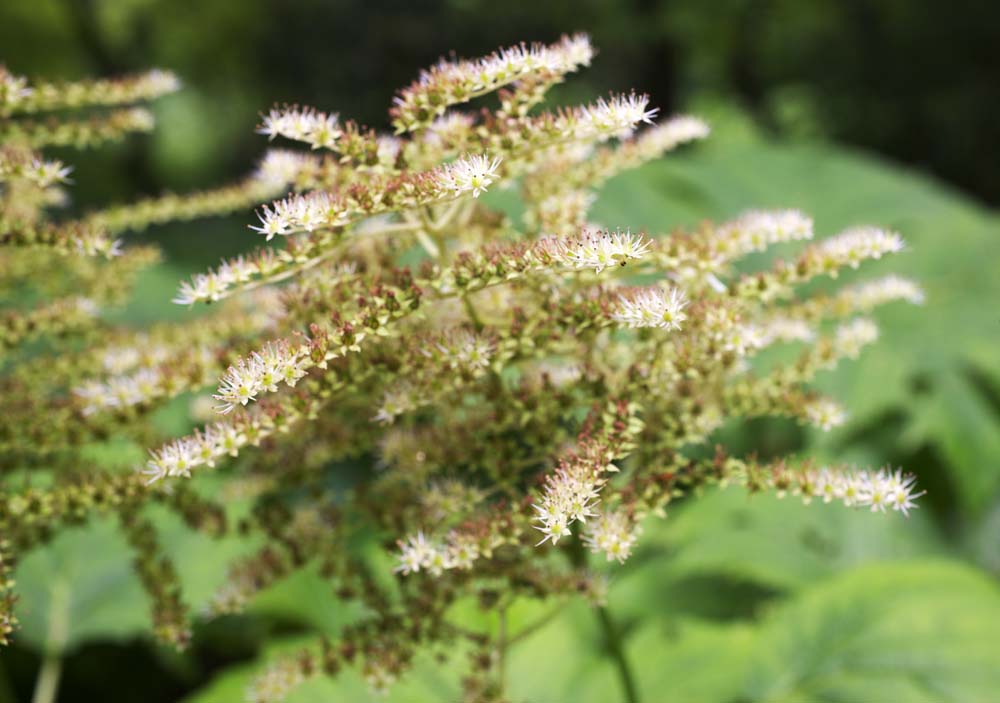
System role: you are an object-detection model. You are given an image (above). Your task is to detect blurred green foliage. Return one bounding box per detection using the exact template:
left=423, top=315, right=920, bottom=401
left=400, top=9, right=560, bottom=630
left=1, top=1, right=999, bottom=701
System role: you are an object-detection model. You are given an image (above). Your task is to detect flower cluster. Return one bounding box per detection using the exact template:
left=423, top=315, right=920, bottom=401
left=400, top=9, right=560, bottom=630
left=719, top=209, right=814, bottom=252
left=547, top=228, right=651, bottom=273
left=214, top=340, right=310, bottom=413
left=815, top=226, right=905, bottom=270
left=1, top=37, right=926, bottom=703
left=245, top=152, right=501, bottom=241
left=612, top=286, right=688, bottom=330
left=395, top=530, right=485, bottom=576
left=258, top=106, right=341, bottom=149
left=144, top=423, right=248, bottom=482
left=778, top=466, right=925, bottom=517
left=391, top=34, right=594, bottom=132
left=583, top=509, right=640, bottom=563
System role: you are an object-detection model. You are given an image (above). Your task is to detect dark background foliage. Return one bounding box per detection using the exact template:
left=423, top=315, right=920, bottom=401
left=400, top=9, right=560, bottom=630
left=2, top=0, right=997, bottom=207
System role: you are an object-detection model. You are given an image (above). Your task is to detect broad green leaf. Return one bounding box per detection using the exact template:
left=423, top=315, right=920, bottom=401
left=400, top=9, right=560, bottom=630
left=627, top=561, right=1000, bottom=703
left=903, top=368, right=1000, bottom=515
left=14, top=518, right=150, bottom=653
left=627, top=618, right=755, bottom=702
left=630, top=487, right=945, bottom=591
left=13, top=489, right=256, bottom=653
left=746, top=561, right=1000, bottom=702
left=246, top=562, right=366, bottom=635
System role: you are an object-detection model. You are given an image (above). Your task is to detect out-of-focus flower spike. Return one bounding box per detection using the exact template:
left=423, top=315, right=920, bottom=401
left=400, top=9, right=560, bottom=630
left=391, top=34, right=594, bottom=133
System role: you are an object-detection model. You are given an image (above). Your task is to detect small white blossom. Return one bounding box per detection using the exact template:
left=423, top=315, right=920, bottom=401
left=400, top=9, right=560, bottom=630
left=440, top=154, right=501, bottom=198
left=0, top=68, right=33, bottom=107
left=252, top=149, right=309, bottom=188
left=435, top=330, right=494, bottom=370
left=834, top=318, right=879, bottom=359
left=818, top=226, right=905, bottom=269
left=533, top=460, right=603, bottom=546
left=214, top=341, right=309, bottom=413
left=172, top=272, right=229, bottom=305
left=373, top=385, right=418, bottom=425
left=754, top=316, right=816, bottom=346
left=577, top=93, right=658, bottom=140
left=804, top=397, right=848, bottom=431
left=841, top=274, right=925, bottom=309
left=721, top=209, right=814, bottom=251
left=258, top=106, right=342, bottom=149
left=25, top=158, right=73, bottom=187
left=583, top=509, right=640, bottom=564
left=395, top=531, right=434, bottom=575
left=637, top=115, right=710, bottom=152
left=613, top=286, right=688, bottom=330
left=555, top=228, right=650, bottom=273
left=789, top=466, right=922, bottom=516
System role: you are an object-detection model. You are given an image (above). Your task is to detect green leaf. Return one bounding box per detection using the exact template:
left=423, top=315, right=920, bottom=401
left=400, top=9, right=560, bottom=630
left=246, top=562, right=366, bottom=635
left=903, top=368, right=1000, bottom=515
left=13, top=489, right=256, bottom=654
left=627, top=560, right=1000, bottom=703
left=627, top=618, right=755, bottom=702
left=630, top=487, right=945, bottom=591
left=746, top=561, right=1000, bottom=702
left=14, top=518, right=150, bottom=653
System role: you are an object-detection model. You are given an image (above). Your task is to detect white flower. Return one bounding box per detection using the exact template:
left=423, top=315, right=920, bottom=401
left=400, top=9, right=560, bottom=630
left=804, top=397, right=848, bottom=431
left=721, top=209, right=814, bottom=251
left=423, top=112, right=475, bottom=147
left=613, top=286, right=688, bottom=330
left=436, top=330, right=494, bottom=370
left=577, top=93, right=658, bottom=139
left=143, top=438, right=199, bottom=483
left=26, top=158, right=73, bottom=187
left=214, top=341, right=308, bottom=413
left=637, top=115, right=710, bottom=153
left=754, top=316, right=815, bottom=346
left=583, top=509, right=639, bottom=563
left=834, top=318, right=879, bottom=359
left=258, top=106, right=341, bottom=149
left=818, top=226, right=905, bottom=269
left=440, top=154, right=502, bottom=198
left=841, top=275, right=925, bottom=309
left=395, top=531, right=434, bottom=575
left=373, top=385, right=418, bottom=425
left=0, top=68, right=33, bottom=107
left=173, top=272, right=229, bottom=305
left=796, top=466, right=921, bottom=516
left=886, top=468, right=924, bottom=517
left=858, top=468, right=893, bottom=513
left=253, top=149, right=309, bottom=188
left=533, top=459, right=603, bottom=546
left=141, top=68, right=182, bottom=96
left=556, top=228, right=650, bottom=273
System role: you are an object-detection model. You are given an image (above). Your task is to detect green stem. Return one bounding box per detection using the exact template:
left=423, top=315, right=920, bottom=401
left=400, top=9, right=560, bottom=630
left=596, top=605, right=639, bottom=703
left=497, top=606, right=508, bottom=696
left=462, top=294, right=484, bottom=331
left=566, top=537, right=640, bottom=703
left=31, top=653, right=62, bottom=703
left=32, top=581, right=69, bottom=703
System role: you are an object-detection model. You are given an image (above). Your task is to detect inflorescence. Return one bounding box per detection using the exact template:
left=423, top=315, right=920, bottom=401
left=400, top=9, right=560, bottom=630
left=1, top=35, right=924, bottom=701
